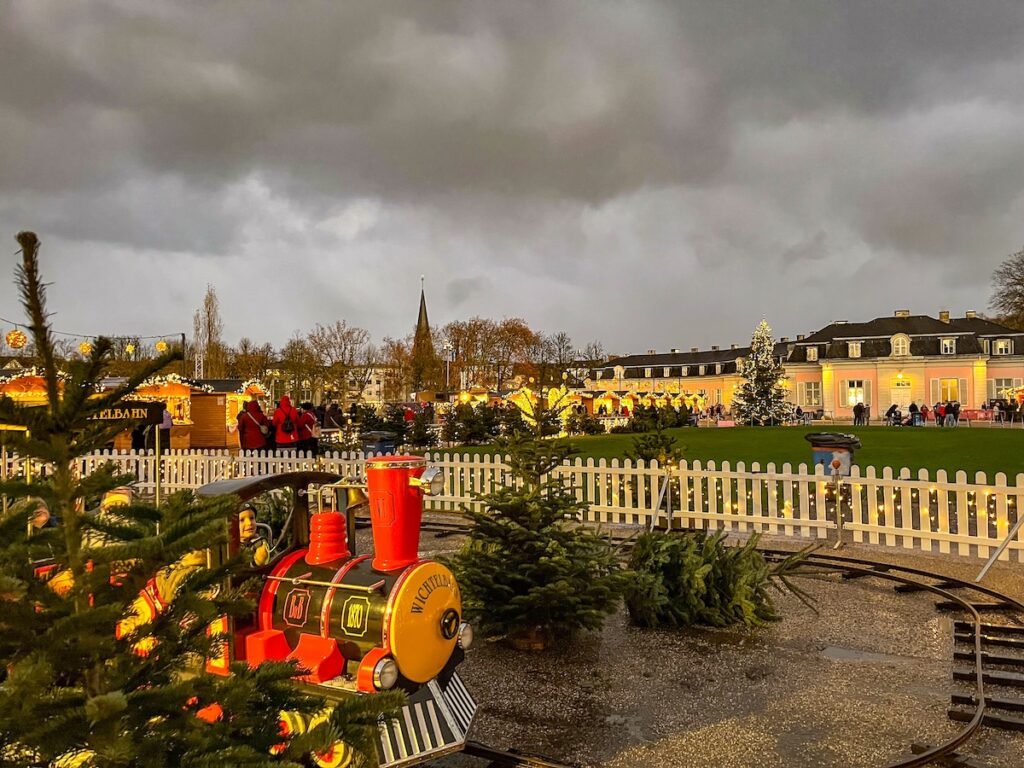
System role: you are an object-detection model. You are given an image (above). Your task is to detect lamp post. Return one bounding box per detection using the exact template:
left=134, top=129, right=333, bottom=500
left=443, top=341, right=453, bottom=394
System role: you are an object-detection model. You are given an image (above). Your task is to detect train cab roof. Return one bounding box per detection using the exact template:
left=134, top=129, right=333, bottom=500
left=197, top=471, right=343, bottom=503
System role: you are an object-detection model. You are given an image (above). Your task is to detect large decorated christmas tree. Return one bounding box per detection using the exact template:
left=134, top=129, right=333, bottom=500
left=731, top=319, right=793, bottom=426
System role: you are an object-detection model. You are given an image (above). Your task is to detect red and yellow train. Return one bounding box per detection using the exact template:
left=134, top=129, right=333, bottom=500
left=191, top=455, right=477, bottom=767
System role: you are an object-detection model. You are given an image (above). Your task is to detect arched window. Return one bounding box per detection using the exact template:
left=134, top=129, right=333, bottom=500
left=891, top=335, right=910, bottom=357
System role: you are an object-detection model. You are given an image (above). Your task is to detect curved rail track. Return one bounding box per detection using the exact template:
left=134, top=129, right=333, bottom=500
left=404, top=518, right=1024, bottom=767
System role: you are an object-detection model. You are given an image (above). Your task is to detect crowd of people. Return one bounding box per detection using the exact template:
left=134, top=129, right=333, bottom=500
left=236, top=395, right=327, bottom=455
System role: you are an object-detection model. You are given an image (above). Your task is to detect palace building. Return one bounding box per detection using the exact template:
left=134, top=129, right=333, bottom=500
left=584, top=310, right=1024, bottom=418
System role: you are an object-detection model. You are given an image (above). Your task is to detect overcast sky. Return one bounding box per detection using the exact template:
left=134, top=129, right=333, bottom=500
left=2, top=1, right=1023, bottom=355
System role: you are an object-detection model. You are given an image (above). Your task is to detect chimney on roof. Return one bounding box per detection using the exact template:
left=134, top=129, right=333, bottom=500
left=647, top=349, right=656, bottom=354
left=894, top=309, right=910, bottom=318
left=797, top=334, right=805, bottom=341
left=939, top=310, right=950, bottom=323
left=690, top=347, right=698, bottom=353
left=670, top=348, right=679, bottom=353
left=711, top=345, right=719, bottom=351
left=730, top=343, right=737, bottom=350
left=965, top=310, right=977, bottom=319
left=781, top=337, right=790, bottom=343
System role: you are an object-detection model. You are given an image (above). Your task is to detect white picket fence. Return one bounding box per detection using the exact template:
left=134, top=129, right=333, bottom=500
left=6, top=449, right=1022, bottom=562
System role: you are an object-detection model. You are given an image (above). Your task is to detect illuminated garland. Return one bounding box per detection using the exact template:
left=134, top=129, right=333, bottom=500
left=138, top=373, right=214, bottom=392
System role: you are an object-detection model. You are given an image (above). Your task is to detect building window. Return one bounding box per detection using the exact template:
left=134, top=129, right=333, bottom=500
left=803, top=381, right=821, bottom=407
left=941, top=337, right=957, bottom=355
left=848, top=342, right=861, bottom=358
left=681, top=367, right=688, bottom=377
left=994, top=339, right=1013, bottom=355
left=939, top=378, right=959, bottom=401
left=698, top=365, right=706, bottom=375
left=846, top=380, right=867, bottom=406
left=663, top=367, right=670, bottom=377
left=991, top=378, right=1015, bottom=399
left=644, top=367, right=652, bottom=378
left=806, top=347, right=818, bottom=362
left=715, top=364, right=722, bottom=374
left=891, top=335, right=909, bottom=357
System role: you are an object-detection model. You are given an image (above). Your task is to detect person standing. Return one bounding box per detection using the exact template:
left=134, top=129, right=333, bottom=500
left=237, top=397, right=269, bottom=453
left=297, top=401, right=320, bottom=456
left=272, top=395, right=300, bottom=452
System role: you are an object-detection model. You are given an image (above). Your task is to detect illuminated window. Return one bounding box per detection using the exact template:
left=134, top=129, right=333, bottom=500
left=645, top=367, right=652, bottom=377
left=663, top=367, right=670, bottom=377
left=699, top=365, right=706, bottom=375
left=848, top=342, right=861, bottom=358
left=941, top=338, right=956, bottom=355
left=681, top=367, right=688, bottom=377
left=846, top=380, right=866, bottom=406
left=994, top=339, right=1013, bottom=355
left=939, top=378, right=959, bottom=401
left=891, top=335, right=909, bottom=357
left=806, top=347, right=818, bottom=361
left=804, top=381, right=821, bottom=406
left=715, top=364, right=722, bottom=374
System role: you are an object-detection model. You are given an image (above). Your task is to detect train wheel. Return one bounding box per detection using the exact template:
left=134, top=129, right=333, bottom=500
left=312, top=741, right=352, bottom=768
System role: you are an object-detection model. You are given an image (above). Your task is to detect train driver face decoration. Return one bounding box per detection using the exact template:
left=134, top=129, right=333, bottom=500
left=208, top=456, right=476, bottom=768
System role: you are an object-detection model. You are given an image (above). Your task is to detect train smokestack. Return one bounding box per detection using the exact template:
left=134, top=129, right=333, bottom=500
left=305, top=512, right=350, bottom=564
left=365, top=455, right=428, bottom=571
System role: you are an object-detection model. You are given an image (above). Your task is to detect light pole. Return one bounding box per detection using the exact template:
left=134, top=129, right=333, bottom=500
left=443, top=341, right=453, bottom=394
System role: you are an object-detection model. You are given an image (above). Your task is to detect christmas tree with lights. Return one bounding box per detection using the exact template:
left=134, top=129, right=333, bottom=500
left=731, top=319, right=792, bottom=426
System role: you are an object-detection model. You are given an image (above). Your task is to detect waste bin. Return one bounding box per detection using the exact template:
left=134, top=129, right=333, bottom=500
left=360, top=430, right=398, bottom=456
left=805, top=432, right=861, bottom=476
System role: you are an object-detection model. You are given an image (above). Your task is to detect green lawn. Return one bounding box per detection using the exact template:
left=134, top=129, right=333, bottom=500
left=438, top=426, right=1024, bottom=479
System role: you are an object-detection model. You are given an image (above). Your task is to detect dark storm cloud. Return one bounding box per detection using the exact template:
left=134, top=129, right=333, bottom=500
left=1, top=0, right=1023, bottom=351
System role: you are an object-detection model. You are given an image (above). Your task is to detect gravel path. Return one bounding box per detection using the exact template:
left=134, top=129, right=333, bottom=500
left=406, top=524, right=1024, bottom=767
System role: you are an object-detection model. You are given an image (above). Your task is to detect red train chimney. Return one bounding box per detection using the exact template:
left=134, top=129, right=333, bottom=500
left=365, top=455, right=427, bottom=571
left=305, top=512, right=350, bottom=564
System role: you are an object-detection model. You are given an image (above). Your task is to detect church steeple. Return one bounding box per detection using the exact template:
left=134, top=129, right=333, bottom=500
left=410, top=276, right=440, bottom=394
left=416, top=276, right=431, bottom=341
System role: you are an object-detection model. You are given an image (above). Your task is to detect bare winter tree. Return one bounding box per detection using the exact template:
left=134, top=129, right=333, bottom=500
left=307, top=320, right=376, bottom=407
left=990, top=247, right=1024, bottom=330
left=192, top=284, right=226, bottom=378
left=229, top=337, right=276, bottom=382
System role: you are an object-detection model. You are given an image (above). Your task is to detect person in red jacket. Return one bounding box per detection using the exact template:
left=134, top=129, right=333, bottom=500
left=237, top=398, right=269, bottom=452
left=296, top=401, right=320, bottom=456
left=272, top=395, right=300, bottom=451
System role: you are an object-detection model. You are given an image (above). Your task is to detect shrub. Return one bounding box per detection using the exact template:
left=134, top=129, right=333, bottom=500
left=625, top=530, right=812, bottom=629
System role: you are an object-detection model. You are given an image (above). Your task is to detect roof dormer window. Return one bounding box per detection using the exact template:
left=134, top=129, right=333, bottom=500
left=994, top=339, right=1013, bottom=355
left=941, top=337, right=956, bottom=355
left=644, top=367, right=652, bottom=378
left=807, top=347, right=818, bottom=362
left=848, top=341, right=861, bottom=359
left=891, top=334, right=909, bottom=357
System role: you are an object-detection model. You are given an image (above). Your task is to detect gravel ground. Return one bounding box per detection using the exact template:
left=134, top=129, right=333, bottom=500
left=397, top=520, right=1024, bottom=768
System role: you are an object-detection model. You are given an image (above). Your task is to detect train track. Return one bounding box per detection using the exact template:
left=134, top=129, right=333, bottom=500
left=461, top=740, right=575, bottom=767
left=759, top=549, right=1024, bottom=767
left=410, top=518, right=1024, bottom=767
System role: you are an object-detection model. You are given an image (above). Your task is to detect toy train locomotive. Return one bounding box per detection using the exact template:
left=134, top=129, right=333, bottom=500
left=194, top=455, right=477, bottom=767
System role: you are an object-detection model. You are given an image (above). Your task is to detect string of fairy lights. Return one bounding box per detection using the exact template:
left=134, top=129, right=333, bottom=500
left=1, top=316, right=179, bottom=356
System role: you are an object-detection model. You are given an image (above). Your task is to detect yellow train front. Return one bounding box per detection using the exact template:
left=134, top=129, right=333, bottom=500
left=198, top=455, right=476, bottom=767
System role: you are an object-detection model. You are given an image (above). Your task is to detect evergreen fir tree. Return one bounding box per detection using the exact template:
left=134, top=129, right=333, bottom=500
left=446, top=428, right=626, bottom=650
left=730, top=319, right=793, bottom=426
left=0, top=233, right=400, bottom=767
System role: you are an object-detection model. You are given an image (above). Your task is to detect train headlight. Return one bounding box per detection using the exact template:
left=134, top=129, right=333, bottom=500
left=457, top=621, right=474, bottom=651
left=373, top=658, right=399, bottom=690
left=409, top=467, right=444, bottom=496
